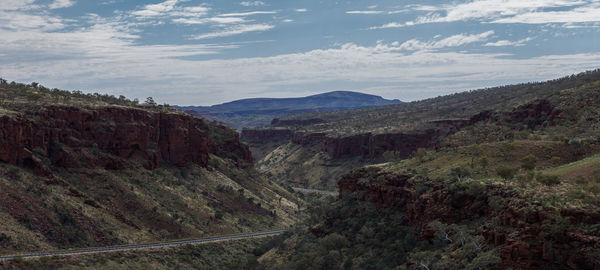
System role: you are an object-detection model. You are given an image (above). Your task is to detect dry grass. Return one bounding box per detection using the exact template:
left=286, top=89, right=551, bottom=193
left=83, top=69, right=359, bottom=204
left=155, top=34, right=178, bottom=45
left=543, top=153, right=600, bottom=181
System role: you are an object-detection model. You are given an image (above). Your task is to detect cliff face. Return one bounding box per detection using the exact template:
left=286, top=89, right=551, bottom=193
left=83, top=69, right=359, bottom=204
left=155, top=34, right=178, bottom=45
left=283, top=129, right=449, bottom=159
left=0, top=105, right=252, bottom=171
left=337, top=168, right=600, bottom=270
left=246, top=98, right=562, bottom=161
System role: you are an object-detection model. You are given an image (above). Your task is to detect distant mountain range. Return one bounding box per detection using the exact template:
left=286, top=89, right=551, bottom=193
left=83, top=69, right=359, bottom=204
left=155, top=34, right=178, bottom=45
left=175, top=91, right=402, bottom=130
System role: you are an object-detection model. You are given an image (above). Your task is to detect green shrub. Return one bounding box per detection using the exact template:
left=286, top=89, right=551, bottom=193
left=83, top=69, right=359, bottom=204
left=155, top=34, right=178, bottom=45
left=496, top=166, right=516, bottom=180
left=552, top=135, right=567, bottom=143
left=0, top=233, right=11, bottom=245
left=516, top=171, right=535, bottom=184
left=520, top=154, right=537, bottom=170
left=575, top=176, right=588, bottom=185
left=536, top=174, right=561, bottom=186
left=466, top=250, right=502, bottom=270
left=319, top=233, right=349, bottom=251
left=450, top=167, right=471, bottom=181
left=7, top=166, right=21, bottom=179
left=587, top=183, right=600, bottom=195
left=478, top=156, right=489, bottom=169
left=465, top=181, right=486, bottom=197
left=593, top=170, right=600, bottom=184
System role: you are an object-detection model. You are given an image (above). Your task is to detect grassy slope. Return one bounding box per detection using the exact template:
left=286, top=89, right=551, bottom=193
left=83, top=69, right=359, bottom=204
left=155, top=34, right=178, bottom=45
left=255, top=71, right=600, bottom=190
left=381, top=139, right=600, bottom=210
left=0, top=148, right=300, bottom=256
left=256, top=143, right=364, bottom=190
left=0, top=80, right=303, bottom=255
left=275, top=70, right=600, bottom=137
left=543, top=153, right=600, bottom=181
left=254, top=72, right=600, bottom=269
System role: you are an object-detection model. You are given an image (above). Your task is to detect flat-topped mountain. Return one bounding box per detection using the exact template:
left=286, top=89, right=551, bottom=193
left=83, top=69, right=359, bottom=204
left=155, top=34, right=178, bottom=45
left=175, top=91, right=402, bottom=130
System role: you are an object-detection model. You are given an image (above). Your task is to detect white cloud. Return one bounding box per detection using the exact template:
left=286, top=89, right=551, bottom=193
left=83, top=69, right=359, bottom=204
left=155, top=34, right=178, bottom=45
left=295, top=8, right=308, bottom=12
left=388, top=10, right=409, bottom=14
left=190, top=24, right=274, bottom=39
left=346, top=10, right=383, bottom=15
left=240, top=1, right=266, bottom=7
left=2, top=0, right=599, bottom=106
left=282, top=19, right=294, bottom=23
left=398, top=31, right=495, bottom=51
left=371, top=0, right=599, bottom=28
left=491, top=3, right=600, bottom=24
left=3, top=26, right=599, bottom=106
left=173, top=17, right=246, bottom=24
left=0, top=10, right=65, bottom=30
left=370, top=22, right=404, bottom=29
left=0, top=0, right=38, bottom=11
left=218, top=11, right=277, bottom=17
left=49, top=0, right=76, bottom=9
left=128, top=1, right=210, bottom=21
left=182, top=6, right=210, bottom=14
left=484, top=37, right=533, bottom=47
left=131, top=0, right=178, bottom=17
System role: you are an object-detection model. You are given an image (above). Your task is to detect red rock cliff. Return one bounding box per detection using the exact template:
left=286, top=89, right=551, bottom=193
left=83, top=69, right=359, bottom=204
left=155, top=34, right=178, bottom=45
left=338, top=168, right=600, bottom=270
left=0, top=105, right=252, bottom=171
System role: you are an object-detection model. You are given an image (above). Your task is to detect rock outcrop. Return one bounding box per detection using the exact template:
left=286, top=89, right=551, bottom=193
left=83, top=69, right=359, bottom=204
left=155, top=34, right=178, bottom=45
left=244, top=98, right=562, bottom=161
left=287, top=129, right=450, bottom=159
left=0, top=105, right=252, bottom=171
left=337, top=168, right=600, bottom=270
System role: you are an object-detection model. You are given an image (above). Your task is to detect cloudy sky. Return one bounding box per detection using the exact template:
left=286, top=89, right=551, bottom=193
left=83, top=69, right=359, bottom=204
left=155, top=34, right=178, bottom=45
left=1, top=0, right=599, bottom=105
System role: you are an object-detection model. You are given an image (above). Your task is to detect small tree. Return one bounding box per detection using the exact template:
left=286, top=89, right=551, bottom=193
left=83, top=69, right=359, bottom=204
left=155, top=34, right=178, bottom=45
left=496, top=166, right=515, bottom=181
left=478, top=156, right=489, bottom=170
left=450, top=167, right=471, bottom=182
left=536, top=174, right=561, bottom=186
left=413, top=148, right=427, bottom=163
left=520, top=154, right=537, bottom=170
left=499, top=142, right=515, bottom=160
left=382, top=151, right=396, bottom=162
left=466, top=250, right=501, bottom=270
left=468, top=145, right=483, bottom=168
left=144, top=96, right=156, bottom=106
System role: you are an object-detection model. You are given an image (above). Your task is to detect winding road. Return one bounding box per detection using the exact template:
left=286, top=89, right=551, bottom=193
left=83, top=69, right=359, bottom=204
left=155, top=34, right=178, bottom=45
left=0, top=230, right=286, bottom=260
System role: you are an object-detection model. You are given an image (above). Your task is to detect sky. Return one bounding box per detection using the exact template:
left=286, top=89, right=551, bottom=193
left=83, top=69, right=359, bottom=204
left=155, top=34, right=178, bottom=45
left=1, top=0, right=599, bottom=106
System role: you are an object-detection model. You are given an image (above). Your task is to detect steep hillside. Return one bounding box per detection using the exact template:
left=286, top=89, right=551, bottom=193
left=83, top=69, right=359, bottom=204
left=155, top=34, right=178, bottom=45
left=262, top=165, right=599, bottom=269
left=0, top=80, right=301, bottom=255
left=246, top=70, right=600, bottom=189
left=273, top=70, right=600, bottom=137
left=175, top=91, right=402, bottom=130
left=253, top=70, right=600, bottom=270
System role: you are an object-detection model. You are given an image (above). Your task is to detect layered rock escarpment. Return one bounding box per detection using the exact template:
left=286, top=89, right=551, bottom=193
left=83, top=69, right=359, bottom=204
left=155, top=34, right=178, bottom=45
left=337, top=168, right=600, bottom=270
left=0, top=105, right=252, bottom=171
left=245, top=128, right=454, bottom=159
left=243, top=98, right=563, bottom=160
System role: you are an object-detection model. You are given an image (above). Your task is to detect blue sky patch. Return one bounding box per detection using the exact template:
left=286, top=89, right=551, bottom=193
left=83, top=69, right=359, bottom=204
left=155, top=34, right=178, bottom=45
left=1, top=0, right=599, bottom=105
